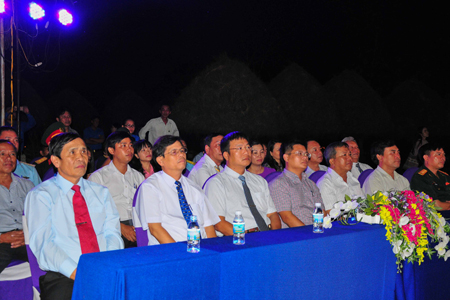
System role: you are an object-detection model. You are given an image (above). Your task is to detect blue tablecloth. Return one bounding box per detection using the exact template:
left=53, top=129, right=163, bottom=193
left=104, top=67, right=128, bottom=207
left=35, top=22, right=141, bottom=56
left=72, top=223, right=398, bottom=300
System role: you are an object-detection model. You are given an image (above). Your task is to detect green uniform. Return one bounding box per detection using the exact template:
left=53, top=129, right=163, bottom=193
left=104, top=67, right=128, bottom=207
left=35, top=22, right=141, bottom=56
left=410, top=166, right=450, bottom=202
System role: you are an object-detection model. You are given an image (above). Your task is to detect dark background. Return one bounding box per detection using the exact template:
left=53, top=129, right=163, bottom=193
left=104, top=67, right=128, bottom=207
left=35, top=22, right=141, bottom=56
left=2, top=0, right=449, bottom=164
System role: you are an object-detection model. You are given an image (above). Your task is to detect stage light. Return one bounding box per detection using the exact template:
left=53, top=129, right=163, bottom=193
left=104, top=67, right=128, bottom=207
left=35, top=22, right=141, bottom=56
left=29, top=2, right=45, bottom=20
left=57, top=9, right=73, bottom=26
left=1, top=0, right=6, bottom=13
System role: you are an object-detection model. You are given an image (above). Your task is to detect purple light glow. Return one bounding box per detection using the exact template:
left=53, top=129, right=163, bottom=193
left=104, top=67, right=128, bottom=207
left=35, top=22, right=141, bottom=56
left=29, top=2, right=45, bottom=20
left=57, top=9, right=73, bottom=26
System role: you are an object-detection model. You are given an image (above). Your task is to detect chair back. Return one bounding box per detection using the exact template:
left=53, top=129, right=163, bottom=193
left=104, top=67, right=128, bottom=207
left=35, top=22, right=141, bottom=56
left=358, top=169, right=374, bottom=188
left=403, top=167, right=419, bottom=183
left=23, top=215, right=46, bottom=294
left=202, top=174, right=217, bottom=190
left=309, top=170, right=326, bottom=184
left=265, top=171, right=282, bottom=183
left=132, top=186, right=149, bottom=247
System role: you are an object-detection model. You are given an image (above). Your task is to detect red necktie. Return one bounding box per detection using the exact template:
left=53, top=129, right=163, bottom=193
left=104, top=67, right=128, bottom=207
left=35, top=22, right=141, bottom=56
left=72, top=185, right=100, bottom=254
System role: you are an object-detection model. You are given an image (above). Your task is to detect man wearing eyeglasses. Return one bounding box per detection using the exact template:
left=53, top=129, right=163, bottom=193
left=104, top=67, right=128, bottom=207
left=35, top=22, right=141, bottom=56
left=268, top=140, right=325, bottom=227
left=89, top=131, right=145, bottom=248
left=317, top=142, right=363, bottom=213
left=305, top=140, right=328, bottom=177
left=342, top=136, right=373, bottom=179
left=189, top=133, right=224, bottom=187
left=204, top=131, right=281, bottom=235
left=135, top=135, right=219, bottom=245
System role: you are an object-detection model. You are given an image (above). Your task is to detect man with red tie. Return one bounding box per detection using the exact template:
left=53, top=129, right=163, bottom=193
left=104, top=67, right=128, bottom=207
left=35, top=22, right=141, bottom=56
left=25, top=133, right=123, bottom=300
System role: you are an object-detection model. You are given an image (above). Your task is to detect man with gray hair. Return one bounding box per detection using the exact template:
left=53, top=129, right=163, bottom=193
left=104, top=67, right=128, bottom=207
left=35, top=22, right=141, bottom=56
left=317, top=142, right=363, bottom=213
left=342, top=136, right=372, bottom=179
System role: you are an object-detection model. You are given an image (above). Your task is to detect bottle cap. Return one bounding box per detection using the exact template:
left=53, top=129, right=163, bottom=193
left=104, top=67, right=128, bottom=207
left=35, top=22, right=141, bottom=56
left=315, top=203, right=321, bottom=207
left=235, top=210, right=242, bottom=215
left=190, top=215, right=198, bottom=221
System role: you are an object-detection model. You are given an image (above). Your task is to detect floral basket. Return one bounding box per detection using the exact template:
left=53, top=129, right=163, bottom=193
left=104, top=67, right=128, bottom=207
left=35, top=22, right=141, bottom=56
left=325, top=191, right=450, bottom=272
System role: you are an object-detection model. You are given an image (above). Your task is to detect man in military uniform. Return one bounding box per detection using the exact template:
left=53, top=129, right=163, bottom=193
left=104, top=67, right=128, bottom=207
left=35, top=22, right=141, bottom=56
left=34, top=122, right=65, bottom=180
left=410, top=143, right=450, bottom=217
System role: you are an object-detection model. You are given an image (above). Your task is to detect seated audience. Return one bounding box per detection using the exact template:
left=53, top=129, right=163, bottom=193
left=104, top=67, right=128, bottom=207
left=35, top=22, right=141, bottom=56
left=317, top=142, right=363, bottom=212
left=204, top=132, right=281, bottom=235
left=135, top=135, right=219, bottom=245
left=269, top=140, right=325, bottom=227
left=247, top=140, right=276, bottom=178
left=305, top=140, right=328, bottom=177
left=362, top=140, right=409, bottom=195
left=25, top=133, right=123, bottom=299
left=342, top=136, right=372, bottom=178
left=188, top=133, right=224, bottom=187
left=267, top=140, right=284, bottom=172
left=0, top=140, right=34, bottom=274
left=410, top=143, right=450, bottom=215
left=131, top=139, right=155, bottom=179
left=89, top=131, right=145, bottom=248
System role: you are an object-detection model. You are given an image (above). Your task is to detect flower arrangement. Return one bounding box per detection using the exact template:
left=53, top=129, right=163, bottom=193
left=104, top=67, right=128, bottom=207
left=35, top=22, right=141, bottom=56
left=332, top=190, right=450, bottom=272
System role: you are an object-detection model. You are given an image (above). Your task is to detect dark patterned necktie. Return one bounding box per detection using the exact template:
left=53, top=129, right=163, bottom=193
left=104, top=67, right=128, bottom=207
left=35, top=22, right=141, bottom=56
left=175, top=181, right=193, bottom=225
left=356, top=163, right=363, bottom=174
left=238, top=176, right=269, bottom=231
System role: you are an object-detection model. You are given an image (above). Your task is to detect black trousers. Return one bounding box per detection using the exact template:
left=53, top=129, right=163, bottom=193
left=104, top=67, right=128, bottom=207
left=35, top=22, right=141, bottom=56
left=0, top=243, right=28, bottom=274
left=121, top=220, right=137, bottom=248
left=39, top=271, right=74, bottom=300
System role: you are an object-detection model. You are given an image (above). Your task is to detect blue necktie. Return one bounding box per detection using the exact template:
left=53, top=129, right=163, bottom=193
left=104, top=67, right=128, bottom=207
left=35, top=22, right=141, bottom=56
left=356, top=163, right=363, bottom=174
left=175, top=181, right=193, bottom=225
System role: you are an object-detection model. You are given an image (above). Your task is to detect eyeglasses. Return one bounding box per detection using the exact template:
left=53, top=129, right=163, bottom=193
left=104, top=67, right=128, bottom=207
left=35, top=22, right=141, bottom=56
left=230, top=146, right=252, bottom=152
left=287, top=151, right=311, bottom=158
left=117, top=143, right=134, bottom=149
left=165, top=148, right=188, bottom=156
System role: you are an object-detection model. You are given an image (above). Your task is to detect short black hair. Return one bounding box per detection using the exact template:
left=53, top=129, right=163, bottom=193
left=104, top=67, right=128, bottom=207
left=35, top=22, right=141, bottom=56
left=0, top=139, right=17, bottom=153
left=49, top=133, right=80, bottom=159
left=160, top=104, right=171, bottom=111
left=123, top=118, right=134, bottom=125
left=418, top=142, right=444, bottom=166
left=370, top=140, right=396, bottom=165
left=133, top=139, right=152, bottom=154
left=324, top=142, right=349, bottom=165
left=56, top=107, right=71, bottom=118
left=220, top=131, right=249, bottom=155
left=0, top=126, right=18, bottom=136
left=105, top=131, right=133, bottom=159
left=153, top=135, right=184, bottom=162
left=204, top=133, right=223, bottom=149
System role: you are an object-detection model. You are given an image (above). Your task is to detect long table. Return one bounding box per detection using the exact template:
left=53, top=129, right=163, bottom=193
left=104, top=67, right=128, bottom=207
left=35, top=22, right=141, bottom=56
left=72, top=223, right=398, bottom=300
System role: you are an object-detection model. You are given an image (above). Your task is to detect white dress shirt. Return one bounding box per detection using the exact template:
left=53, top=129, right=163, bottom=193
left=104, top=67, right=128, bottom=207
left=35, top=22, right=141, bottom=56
left=305, top=164, right=328, bottom=178
left=204, top=166, right=277, bottom=230
left=89, top=161, right=145, bottom=221
left=316, top=168, right=364, bottom=210
left=362, top=166, right=410, bottom=195
left=138, top=117, right=179, bottom=144
left=135, top=171, right=220, bottom=245
left=188, top=154, right=223, bottom=188
left=350, top=162, right=373, bottom=180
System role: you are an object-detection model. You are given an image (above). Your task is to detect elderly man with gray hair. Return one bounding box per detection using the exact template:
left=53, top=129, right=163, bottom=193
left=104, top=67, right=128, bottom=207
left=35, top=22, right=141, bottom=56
left=342, top=136, right=373, bottom=179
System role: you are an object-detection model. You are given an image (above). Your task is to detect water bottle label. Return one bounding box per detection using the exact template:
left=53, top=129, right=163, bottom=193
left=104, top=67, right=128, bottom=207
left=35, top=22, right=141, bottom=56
left=313, top=214, right=323, bottom=223
left=187, top=228, right=200, bottom=241
left=233, top=223, right=245, bottom=234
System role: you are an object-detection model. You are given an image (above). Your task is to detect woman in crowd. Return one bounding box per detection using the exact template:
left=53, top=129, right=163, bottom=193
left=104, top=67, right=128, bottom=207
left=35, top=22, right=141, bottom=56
left=403, top=126, right=429, bottom=170
left=247, top=140, right=276, bottom=178
left=131, top=139, right=155, bottom=178
left=266, top=140, right=284, bottom=172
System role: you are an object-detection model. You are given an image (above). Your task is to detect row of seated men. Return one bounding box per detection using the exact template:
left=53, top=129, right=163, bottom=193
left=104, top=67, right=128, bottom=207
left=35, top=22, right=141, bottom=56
left=1, top=127, right=448, bottom=299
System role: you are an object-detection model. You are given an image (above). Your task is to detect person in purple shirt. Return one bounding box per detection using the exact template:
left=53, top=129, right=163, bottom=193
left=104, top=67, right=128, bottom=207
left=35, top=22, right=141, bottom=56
left=247, top=140, right=276, bottom=179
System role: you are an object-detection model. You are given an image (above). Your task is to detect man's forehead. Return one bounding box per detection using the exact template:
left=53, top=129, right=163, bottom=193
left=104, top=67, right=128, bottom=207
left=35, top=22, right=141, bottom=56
left=212, top=135, right=223, bottom=142
left=60, top=111, right=71, bottom=117
left=62, top=138, right=86, bottom=150
left=307, top=141, right=319, bottom=148
left=0, top=130, right=17, bottom=139
left=431, top=148, right=445, bottom=154
left=384, top=146, right=398, bottom=153
left=336, top=146, right=350, bottom=153
left=166, top=141, right=182, bottom=150
left=118, top=138, right=132, bottom=144
left=292, top=144, right=306, bottom=151
left=346, top=141, right=358, bottom=147
left=0, top=143, right=15, bottom=151
left=231, top=138, right=248, bottom=146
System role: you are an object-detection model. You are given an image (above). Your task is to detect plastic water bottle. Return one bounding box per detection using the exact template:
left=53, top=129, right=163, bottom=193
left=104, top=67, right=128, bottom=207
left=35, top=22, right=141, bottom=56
left=187, top=215, right=200, bottom=253
left=313, top=203, right=324, bottom=233
left=233, top=211, right=245, bottom=245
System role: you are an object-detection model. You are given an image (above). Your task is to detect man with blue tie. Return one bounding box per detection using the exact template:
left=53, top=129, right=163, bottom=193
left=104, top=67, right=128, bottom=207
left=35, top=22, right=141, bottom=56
left=25, top=133, right=123, bottom=300
left=135, top=135, right=219, bottom=245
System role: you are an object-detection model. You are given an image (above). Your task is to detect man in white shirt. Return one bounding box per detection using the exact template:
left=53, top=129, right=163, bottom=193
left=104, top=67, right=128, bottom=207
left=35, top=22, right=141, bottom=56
left=204, top=131, right=281, bottom=235
left=305, top=140, right=328, bottom=177
left=189, top=133, right=224, bottom=188
left=135, top=135, right=219, bottom=245
left=342, top=136, right=373, bottom=179
left=89, top=131, right=145, bottom=248
left=317, top=142, right=363, bottom=212
left=362, top=140, right=409, bottom=195
left=138, top=105, right=179, bottom=144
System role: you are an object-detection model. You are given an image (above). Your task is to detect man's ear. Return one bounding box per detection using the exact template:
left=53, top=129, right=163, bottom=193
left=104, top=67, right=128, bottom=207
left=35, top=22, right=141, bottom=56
left=108, top=147, right=115, bottom=157
left=376, top=154, right=383, bottom=165
left=50, top=155, right=60, bottom=169
left=56, top=117, right=60, bottom=122
left=223, top=151, right=229, bottom=161
left=283, top=153, right=289, bottom=163
left=329, top=158, right=335, bottom=168
left=156, top=156, right=164, bottom=167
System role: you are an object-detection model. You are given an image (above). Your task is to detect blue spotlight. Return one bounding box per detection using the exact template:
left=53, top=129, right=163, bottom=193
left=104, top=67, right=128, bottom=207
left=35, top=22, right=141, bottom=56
left=57, top=9, right=73, bottom=26
left=29, top=2, right=45, bottom=20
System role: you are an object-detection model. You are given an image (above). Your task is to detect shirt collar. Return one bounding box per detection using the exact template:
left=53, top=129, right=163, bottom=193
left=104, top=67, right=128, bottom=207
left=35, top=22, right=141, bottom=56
left=224, top=165, right=246, bottom=179
left=108, top=160, right=131, bottom=175
left=376, top=165, right=399, bottom=179
left=283, top=168, right=302, bottom=183
left=56, top=173, right=86, bottom=195
left=161, top=170, right=183, bottom=188
left=204, top=154, right=218, bottom=167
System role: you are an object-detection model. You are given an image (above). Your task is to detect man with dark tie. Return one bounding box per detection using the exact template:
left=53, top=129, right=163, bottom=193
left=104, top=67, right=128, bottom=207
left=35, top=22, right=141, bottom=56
left=342, top=136, right=372, bottom=179
left=25, top=133, right=123, bottom=299
left=188, top=133, right=224, bottom=188
left=135, top=135, right=219, bottom=245
left=204, top=131, right=281, bottom=235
